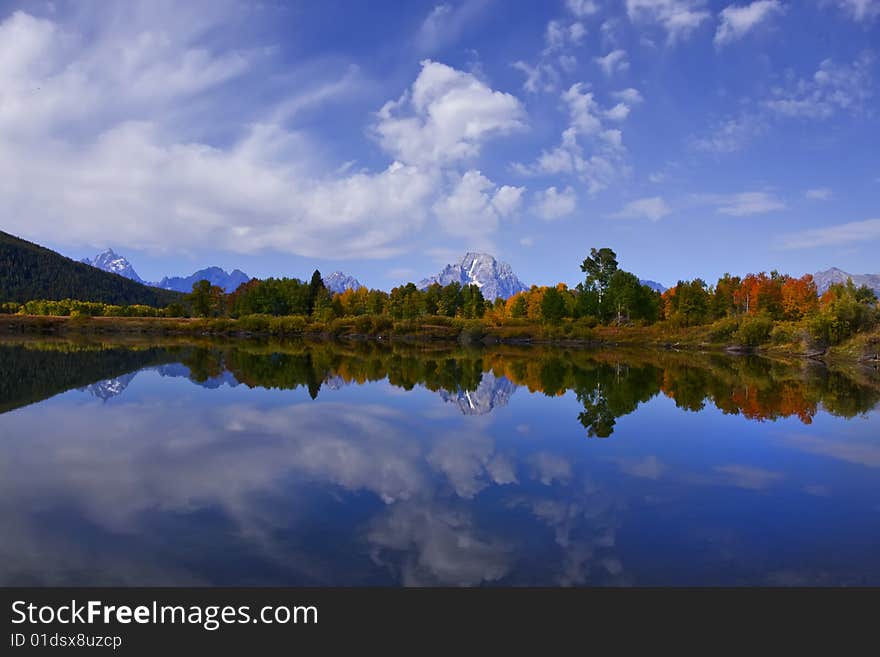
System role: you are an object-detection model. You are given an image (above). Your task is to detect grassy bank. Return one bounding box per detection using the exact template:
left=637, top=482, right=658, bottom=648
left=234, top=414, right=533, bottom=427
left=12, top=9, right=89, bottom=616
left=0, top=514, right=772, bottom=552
left=2, top=312, right=879, bottom=364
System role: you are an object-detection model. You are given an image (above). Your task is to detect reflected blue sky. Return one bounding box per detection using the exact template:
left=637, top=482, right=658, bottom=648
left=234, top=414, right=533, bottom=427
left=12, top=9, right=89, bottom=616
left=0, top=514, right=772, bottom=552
left=1, top=357, right=879, bottom=586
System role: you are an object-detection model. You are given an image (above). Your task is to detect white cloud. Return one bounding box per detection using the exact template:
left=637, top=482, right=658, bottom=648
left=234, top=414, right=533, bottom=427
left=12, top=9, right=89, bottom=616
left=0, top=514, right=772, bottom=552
left=374, top=59, right=526, bottom=167
left=544, top=20, right=569, bottom=52
left=512, top=60, right=559, bottom=93
left=532, top=186, right=577, bottom=220
left=569, top=22, right=588, bottom=44
left=605, top=103, right=632, bottom=121
left=706, top=191, right=786, bottom=215
left=828, top=0, right=880, bottom=22
left=781, top=218, right=880, bottom=249
left=805, top=187, right=833, bottom=201
left=432, top=170, right=524, bottom=238
left=714, top=1, right=783, bottom=47
left=563, top=83, right=604, bottom=135
left=519, top=236, right=535, bottom=247
left=625, top=0, right=711, bottom=44
left=614, top=196, right=671, bottom=221
left=764, top=53, right=874, bottom=119
left=566, top=0, right=600, bottom=17
left=611, top=88, right=645, bottom=104
left=544, top=20, right=587, bottom=54
left=594, top=50, right=630, bottom=77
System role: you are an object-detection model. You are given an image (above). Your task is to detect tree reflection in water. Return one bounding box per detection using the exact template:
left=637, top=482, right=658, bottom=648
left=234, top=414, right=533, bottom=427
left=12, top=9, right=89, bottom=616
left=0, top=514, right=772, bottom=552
left=1, top=338, right=878, bottom=437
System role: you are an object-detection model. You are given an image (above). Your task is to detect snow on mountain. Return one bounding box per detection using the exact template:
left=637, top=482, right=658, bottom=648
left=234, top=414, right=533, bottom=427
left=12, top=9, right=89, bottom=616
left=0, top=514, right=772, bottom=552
left=156, top=267, right=251, bottom=293
left=79, top=372, right=139, bottom=401
left=80, top=249, right=250, bottom=293
left=813, top=267, right=880, bottom=296
left=438, top=372, right=517, bottom=415
left=81, top=249, right=145, bottom=283
left=323, top=271, right=362, bottom=294
left=418, top=252, right=528, bottom=301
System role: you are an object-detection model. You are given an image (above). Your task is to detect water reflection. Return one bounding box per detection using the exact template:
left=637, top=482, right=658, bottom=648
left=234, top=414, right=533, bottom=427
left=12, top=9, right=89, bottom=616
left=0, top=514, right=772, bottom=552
left=0, top=338, right=878, bottom=586
left=2, top=339, right=878, bottom=433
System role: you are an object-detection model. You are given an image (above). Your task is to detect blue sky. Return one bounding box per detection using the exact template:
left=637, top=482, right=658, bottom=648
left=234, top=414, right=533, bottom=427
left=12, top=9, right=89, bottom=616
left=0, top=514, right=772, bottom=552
left=1, top=0, right=878, bottom=288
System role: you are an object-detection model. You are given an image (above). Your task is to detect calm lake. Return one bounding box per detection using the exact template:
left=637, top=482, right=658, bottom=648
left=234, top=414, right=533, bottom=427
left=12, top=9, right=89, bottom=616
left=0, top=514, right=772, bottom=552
left=1, top=337, right=879, bottom=586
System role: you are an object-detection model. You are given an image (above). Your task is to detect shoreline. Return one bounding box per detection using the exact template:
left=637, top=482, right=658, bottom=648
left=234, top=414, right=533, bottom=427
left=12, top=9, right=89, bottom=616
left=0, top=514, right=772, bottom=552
left=2, top=313, right=879, bottom=366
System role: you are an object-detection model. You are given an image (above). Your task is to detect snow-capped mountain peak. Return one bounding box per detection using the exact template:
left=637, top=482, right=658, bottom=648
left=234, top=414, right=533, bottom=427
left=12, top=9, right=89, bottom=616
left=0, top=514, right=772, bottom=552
left=81, top=249, right=145, bottom=283
left=418, top=253, right=528, bottom=300
left=323, top=271, right=362, bottom=294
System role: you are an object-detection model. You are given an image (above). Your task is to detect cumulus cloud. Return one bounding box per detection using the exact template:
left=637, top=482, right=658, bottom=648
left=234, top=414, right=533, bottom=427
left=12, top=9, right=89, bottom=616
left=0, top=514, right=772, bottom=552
left=594, top=49, right=630, bottom=77
left=374, top=59, right=526, bottom=166
left=432, top=170, right=524, bottom=237
left=780, top=218, right=880, bottom=249
left=605, top=103, right=631, bottom=121
left=611, top=88, right=645, bottom=104
left=532, top=186, right=577, bottom=220
left=614, top=196, right=672, bottom=221
left=714, top=1, right=784, bottom=47
left=626, top=0, right=711, bottom=44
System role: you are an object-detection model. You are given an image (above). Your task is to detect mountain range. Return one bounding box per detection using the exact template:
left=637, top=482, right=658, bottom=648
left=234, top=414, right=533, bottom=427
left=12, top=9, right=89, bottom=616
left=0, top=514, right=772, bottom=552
left=813, top=267, right=880, bottom=296
left=155, top=267, right=251, bottom=294
left=47, top=239, right=880, bottom=304
left=79, top=247, right=671, bottom=300
left=81, top=249, right=365, bottom=295
left=82, top=250, right=250, bottom=293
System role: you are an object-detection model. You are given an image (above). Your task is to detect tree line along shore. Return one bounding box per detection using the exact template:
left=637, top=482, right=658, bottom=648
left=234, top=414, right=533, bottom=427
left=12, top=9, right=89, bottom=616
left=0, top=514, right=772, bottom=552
left=2, top=248, right=878, bottom=362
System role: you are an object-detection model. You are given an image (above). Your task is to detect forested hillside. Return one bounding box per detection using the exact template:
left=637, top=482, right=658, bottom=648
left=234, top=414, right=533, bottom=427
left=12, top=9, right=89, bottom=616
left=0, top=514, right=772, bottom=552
left=0, top=231, right=181, bottom=306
